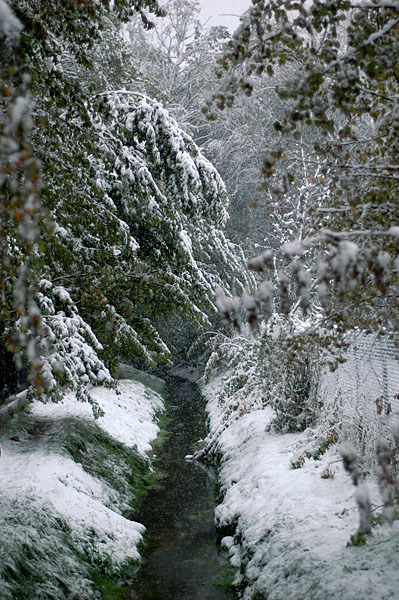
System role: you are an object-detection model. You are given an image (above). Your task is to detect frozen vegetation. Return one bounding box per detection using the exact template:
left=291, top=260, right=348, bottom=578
left=201, top=369, right=399, bottom=600
left=3, top=0, right=399, bottom=597
left=0, top=374, right=165, bottom=599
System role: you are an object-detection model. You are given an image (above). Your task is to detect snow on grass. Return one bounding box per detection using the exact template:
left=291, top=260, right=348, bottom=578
left=204, top=372, right=399, bottom=599
left=0, top=446, right=144, bottom=564
left=32, top=378, right=164, bottom=455
left=0, top=376, right=165, bottom=598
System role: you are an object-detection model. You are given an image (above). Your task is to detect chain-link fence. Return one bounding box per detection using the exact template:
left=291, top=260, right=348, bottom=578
left=318, top=333, right=399, bottom=469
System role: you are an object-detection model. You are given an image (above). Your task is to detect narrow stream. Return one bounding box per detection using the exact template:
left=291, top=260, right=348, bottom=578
left=129, top=375, right=230, bottom=600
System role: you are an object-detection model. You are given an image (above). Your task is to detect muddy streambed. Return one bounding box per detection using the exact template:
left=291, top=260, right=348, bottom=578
left=129, top=375, right=230, bottom=600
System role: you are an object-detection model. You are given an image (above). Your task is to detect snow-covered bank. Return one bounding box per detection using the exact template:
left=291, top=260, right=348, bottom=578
left=0, top=375, right=165, bottom=600
left=31, top=379, right=163, bottom=455
left=204, top=373, right=399, bottom=600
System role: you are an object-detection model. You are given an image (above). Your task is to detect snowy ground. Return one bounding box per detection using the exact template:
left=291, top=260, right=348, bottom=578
left=0, top=377, right=164, bottom=598
left=204, top=373, right=399, bottom=600
left=32, top=379, right=163, bottom=455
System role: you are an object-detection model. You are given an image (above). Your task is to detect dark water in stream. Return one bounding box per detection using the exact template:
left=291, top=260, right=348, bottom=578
left=129, top=375, right=230, bottom=600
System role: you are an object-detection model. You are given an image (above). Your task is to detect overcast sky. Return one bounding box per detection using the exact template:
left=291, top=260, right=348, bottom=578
left=197, top=0, right=250, bottom=31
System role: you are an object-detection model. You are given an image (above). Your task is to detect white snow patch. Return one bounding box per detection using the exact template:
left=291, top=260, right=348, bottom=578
left=1, top=378, right=164, bottom=566
left=0, top=447, right=144, bottom=563
left=32, top=379, right=163, bottom=455
left=204, top=372, right=399, bottom=599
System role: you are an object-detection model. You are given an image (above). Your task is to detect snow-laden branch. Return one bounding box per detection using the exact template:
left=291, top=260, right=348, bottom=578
left=351, top=1, right=399, bottom=8
left=0, top=0, right=22, bottom=38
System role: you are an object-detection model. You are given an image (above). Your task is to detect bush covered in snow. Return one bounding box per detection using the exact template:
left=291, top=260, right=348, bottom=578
left=195, top=315, right=321, bottom=450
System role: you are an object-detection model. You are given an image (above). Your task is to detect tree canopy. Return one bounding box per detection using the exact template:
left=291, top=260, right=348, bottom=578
left=208, top=0, right=399, bottom=347
left=0, top=0, right=249, bottom=407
